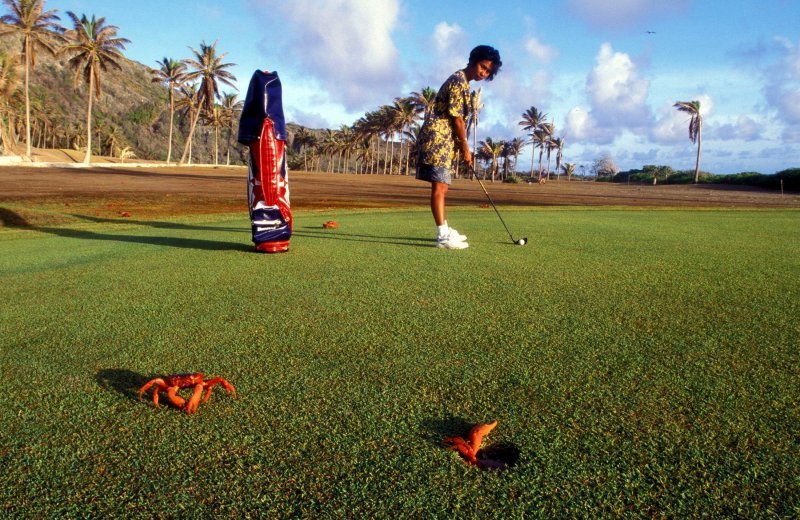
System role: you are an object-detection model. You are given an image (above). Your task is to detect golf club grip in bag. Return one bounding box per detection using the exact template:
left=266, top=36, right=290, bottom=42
left=238, top=70, right=291, bottom=253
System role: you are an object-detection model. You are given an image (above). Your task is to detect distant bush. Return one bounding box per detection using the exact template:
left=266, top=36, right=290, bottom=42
left=775, top=168, right=800, bottom=191
left=125, top=102, right=162, bottom=126
left=503, top=176, right=521, bottom=184
left=709, top=168, right=799, bottom=191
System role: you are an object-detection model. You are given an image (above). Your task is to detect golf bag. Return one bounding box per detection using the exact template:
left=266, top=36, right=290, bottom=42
left=238, top=70, right=292, bottom=253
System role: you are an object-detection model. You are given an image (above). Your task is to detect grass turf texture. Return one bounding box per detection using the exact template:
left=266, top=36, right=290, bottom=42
left=1, top=207, right=798, bottom=517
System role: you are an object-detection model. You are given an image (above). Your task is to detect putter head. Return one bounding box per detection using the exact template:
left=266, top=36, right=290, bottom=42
left=516, top=238, right=527, bottom=246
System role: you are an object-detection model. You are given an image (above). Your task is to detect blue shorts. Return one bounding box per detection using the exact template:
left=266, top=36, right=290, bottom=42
left=416, top=163, right=452, bottom=185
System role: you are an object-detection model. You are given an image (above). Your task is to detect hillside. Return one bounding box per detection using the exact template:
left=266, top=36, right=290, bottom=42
left=0, top=24, right=249, bottom=165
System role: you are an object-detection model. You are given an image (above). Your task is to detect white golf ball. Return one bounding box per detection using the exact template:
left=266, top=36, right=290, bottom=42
left=518, top=239, right=526, bottom=245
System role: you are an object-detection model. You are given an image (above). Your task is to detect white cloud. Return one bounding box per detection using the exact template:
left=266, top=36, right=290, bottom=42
left=427, top=22, right=470, bottom=80
left=565, top=106, right=594, bottom=140
left=567, top=0, right=692, bottom=30
left=651, top=108, right=687, bottom=144
left=713, top=116, right=762, bottom=141
left=524, top=37, right=558, bottom=64
left=565, top=43, right=651, bottom=143
left=253, top=0, right=403, bottom=111
left=432, top=22, right=463, bottom=53
left=651, top=94, right=713, bottom=144
left=758, top=38, right=800, bottom=141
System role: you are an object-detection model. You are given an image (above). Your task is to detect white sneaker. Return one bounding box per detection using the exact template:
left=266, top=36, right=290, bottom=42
left=448, top=227, right=467, bottom=242
left=436, top=233, right=469, bottom=249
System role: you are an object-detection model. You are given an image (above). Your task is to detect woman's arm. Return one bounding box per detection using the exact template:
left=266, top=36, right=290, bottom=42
left=452, top=116, right=472, bottom=168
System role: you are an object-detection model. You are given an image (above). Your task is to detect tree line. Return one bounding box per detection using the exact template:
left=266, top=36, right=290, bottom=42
left=291, top=90, right=573, bottom=182
left=0, top=0, right=241, bottom=166
left=1, top=1, right=708, bottom=182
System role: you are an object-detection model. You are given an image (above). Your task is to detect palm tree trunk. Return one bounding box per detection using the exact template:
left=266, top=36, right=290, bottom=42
left=538, top=148, right=544, bottom=180
left=404, top=124, right=411, bottom=175
left=180, top=107, right=201, bottom=165
left=694, top=123, right=703, bottom=184
left=166, top=91, right=175, bottom=163
left=382, top=135, right=389, bottom=174
left=24, top=38, right=31, bottom=158
left=214, top=127, right=220, bottom=165
left=83, top=73, right=94, bottom=165
left=388, top=135, right=395, bottom=175
left=530, top=139, right=536, bottom=177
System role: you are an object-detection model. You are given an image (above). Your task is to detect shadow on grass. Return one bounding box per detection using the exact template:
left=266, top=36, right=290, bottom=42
left=294, top=227, right=434, bottom=248
left=33, top=226, right=254, bottom=252
left=96, top=369, right=150, bottom=401
left=424, top=416, right=523, bottom=470
left=420, top=416, right=475, bottom=447
left=0, top=207, right=31, bottom=227
left=2, top=206, right=252, bottom=251
left=71, top=213, right=245, bottom=233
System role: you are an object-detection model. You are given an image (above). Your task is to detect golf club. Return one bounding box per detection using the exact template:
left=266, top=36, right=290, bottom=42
left=471, top=166, right=527, bottom=246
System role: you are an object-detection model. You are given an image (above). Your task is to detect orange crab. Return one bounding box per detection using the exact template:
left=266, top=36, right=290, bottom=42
left=443, top=420, right=498, bottom=467
left=138, top=373, right=236, bottom=414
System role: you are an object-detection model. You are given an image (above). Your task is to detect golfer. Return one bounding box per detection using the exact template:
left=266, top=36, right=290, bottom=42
left=416, top=45, right=502, bottom=249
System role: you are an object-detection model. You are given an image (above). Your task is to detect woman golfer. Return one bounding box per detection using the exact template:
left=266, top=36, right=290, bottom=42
left=416, top=45, right=502, bottom=249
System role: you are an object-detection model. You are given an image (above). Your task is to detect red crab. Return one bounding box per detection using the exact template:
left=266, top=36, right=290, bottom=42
left=138, top=373, right=236, bottom=414
left=443, top=420, right=498, bottom=467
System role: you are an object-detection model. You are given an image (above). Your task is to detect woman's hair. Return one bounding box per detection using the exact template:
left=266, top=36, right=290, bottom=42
left=468, top=45, right=502, bottom=81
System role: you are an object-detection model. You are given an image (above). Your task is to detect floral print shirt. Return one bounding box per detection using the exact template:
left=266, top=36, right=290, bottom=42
left=417, top=70, right=472, bottom=169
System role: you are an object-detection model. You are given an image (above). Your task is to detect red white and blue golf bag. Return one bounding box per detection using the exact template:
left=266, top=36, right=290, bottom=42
left=238, top=70, right=292, bottom=253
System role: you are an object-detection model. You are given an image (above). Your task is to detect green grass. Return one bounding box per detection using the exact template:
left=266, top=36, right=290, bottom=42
left=1, top=207, right=799, bottom=517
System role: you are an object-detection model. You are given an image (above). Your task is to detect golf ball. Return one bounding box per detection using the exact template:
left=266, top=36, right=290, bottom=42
left=518, top=239, right=526, bottom=245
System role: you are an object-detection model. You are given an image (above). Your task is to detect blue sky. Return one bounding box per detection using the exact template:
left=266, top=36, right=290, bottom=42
left=42, top=0, right=800, bottom=173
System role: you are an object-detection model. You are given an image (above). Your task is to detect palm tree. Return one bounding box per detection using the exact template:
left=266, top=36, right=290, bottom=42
left=519, top=106, right=547, bottom=177
left=62, top=12, right=128, bottom=164
left=531, top=126, right=551, bottom=180
left=219, top=92, right=242, bottom=165
left=373, top=105, right=395, bottom=174
left=561, top=162, right=576, bottom=181
left=409, top=86, right=436, bottom=123
left=479, top=137, right=504, bottom=182
left=338, top=124, right=355, bottom=173
left=202, top=103, right=226, bottom=165
left=674, top=100, right=703, bottom=183
left=319, top=128, right=338, bottom=173
left=294, top=126, right=314, bottom=171
left=151, top=57, right=186, bottom=163
left=0, top=0, right=64, bottom=157
left=0, top=51, right=22, bottom=151
left=500, top=140, right=513, bottom=180
left=403, top=124, right=420, bottom=173
left=354, top=110, right=385, bottom=174
left=507, top=137, right=525, bottom=177
left=468, top=88, right=483, bottom=177
left=180, top=40, right=236, bottom=165
left=392, top=97, right=416, bottom=175
left=551, top=137, right=564, bottom=180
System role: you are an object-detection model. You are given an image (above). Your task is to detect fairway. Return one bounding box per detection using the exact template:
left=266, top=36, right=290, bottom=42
left=1, top=207, right=798, bottom=517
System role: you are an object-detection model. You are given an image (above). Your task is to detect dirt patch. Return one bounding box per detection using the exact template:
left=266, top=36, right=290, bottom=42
left=1, top=164, right=798, bottom=220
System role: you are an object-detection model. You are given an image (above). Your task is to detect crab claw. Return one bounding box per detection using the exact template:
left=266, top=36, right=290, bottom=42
left=184, top=383, right=205, bottom=414
left=138, top=378, right=168, bottom=408
left=467, top=420, right=497, bottom=454
left=443, top=420, right=498, bottom=466
left=202, top=377, right=236, bottom=403
left=166, top=385, right=187, bottom=410
left=443, top=436, right=478, bottom=464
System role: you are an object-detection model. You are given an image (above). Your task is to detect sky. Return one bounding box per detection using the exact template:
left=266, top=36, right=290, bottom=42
left=41, top=0, right=800, bottom=174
